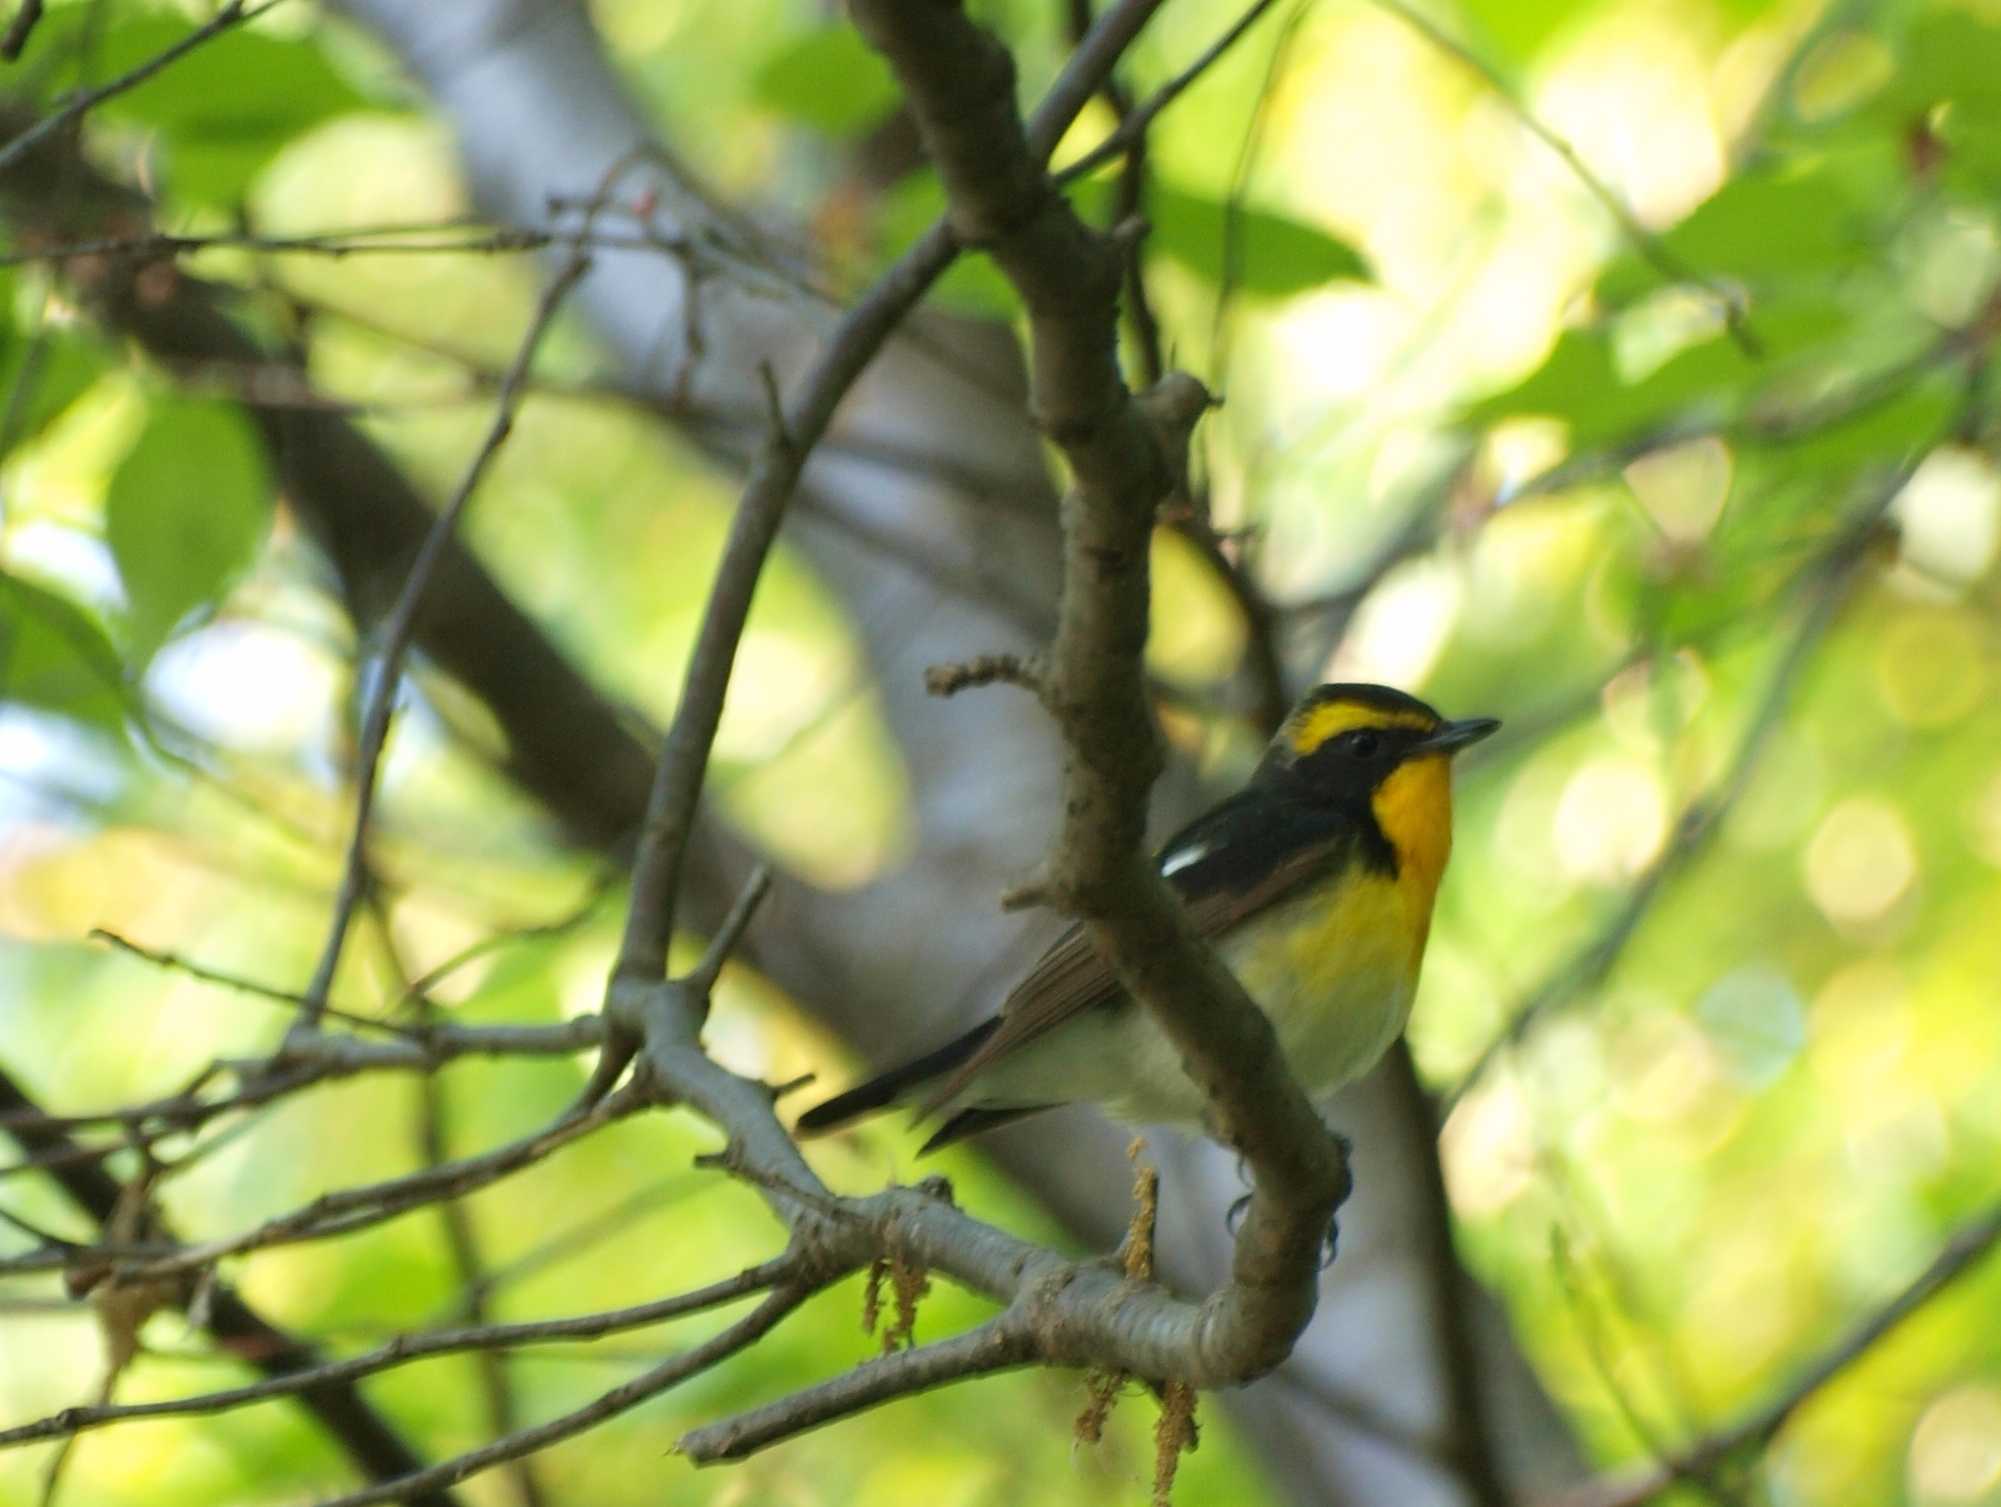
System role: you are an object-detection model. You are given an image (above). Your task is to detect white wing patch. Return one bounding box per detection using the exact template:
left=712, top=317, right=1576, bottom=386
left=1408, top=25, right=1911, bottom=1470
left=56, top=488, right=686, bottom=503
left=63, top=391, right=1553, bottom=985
left=1160, top=842, right=1209, bottom=878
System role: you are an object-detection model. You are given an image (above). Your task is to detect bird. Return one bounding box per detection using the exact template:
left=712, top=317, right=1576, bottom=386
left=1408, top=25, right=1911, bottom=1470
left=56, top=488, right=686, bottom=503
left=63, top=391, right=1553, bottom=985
left=795, top=682, right=1499, bottom=1153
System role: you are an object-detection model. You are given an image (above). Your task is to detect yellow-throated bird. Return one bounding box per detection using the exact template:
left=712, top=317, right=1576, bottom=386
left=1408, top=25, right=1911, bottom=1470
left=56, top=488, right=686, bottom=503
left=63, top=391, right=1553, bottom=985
left=796, top=683, right=1498, bottom=1152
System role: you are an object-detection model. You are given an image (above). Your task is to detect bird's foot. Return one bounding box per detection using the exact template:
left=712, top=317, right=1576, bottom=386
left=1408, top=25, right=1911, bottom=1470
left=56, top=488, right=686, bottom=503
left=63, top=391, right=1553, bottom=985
left=1225, top=1191, right=1249, bottom=1236
left=1224, top=1131, right=1355, bottom=1270
left=1321, top=1130, right=1355, bottom=1268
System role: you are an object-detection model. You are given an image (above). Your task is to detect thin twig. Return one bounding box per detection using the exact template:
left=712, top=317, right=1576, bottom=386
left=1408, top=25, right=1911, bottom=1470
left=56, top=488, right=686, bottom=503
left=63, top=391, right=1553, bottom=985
left=370, top=910, right=547, bottom=1507
left=680, top=1315, right=1035, bottom=1462
left=1382, top=1043, right=1512, bottom=1507
left=89, top=930, right=416, bottom=1037
left=1064, top=0, right=1164, bottom=386
left=611, top=0, right=1169, bottom=985
left=298, top=1287, right=814, bottom=1507
left=0, top=1064, right=464, bottom=1506
left=1367, top=0, right=1759, bottom=354
left=1545, top=1197, right=2001, bottom=1507
left=1, top=0, right=45, bottom=63
left=1055, top=0, right=1284, bottom=185
left=0, top=1019, right=603, bottom=1137
left=445, top=1176, right=704, bottom=1310
left=1206, top=0, right=1308, bottom=383
left=106, top=1086, right=645, bottom=1283
left=0, top=224, right=679, bottom=268
left=0, top=0, right=286, bottom=178
left=0, top=1258, right=801, bottom=1451
left=296, top=251, right=591, bottom=1028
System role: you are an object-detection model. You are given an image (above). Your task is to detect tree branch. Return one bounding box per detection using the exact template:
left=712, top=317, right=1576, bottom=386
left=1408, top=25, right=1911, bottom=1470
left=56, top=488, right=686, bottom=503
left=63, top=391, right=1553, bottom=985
left=681, top=1315, right=1034, bottom=1462
left=298, top=1286, right=814, bottom=1507
left=0, top=1257, right=798, bottom=1451
left=852, top=0, right=1347, bottom=1383
left=297, top=249, right=590, bottom=1028
left=0, top=0, right=283, bottom=176
left=0, top=1065, right=465, bottom=1507
left=608, top=0, right=1182, bottom=982
left=1546, top=1196, right=2001, bottom=1507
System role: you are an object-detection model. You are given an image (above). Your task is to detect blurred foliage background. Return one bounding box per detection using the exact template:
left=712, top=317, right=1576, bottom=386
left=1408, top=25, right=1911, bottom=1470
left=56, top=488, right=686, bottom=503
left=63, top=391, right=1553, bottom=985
left=3, top=0, right=2001, bottom=1503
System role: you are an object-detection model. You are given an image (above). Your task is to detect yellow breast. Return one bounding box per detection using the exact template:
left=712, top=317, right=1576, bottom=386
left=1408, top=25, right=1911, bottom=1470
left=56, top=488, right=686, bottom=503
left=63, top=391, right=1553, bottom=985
left=1221, top=861, right=1428, bottom=1097
left=1369, top=753, right=1453, bottom=966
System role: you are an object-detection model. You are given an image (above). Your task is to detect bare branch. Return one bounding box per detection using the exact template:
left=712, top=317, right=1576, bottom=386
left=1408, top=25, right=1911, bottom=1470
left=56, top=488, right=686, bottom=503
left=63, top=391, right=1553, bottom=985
left=6, top=1088, right=636, bottom=1283
left=0, top=1065, right=463, bottom=1506
left=116, top=1085, right=644, bottom=1283
left=681, top=1316, right=1034, bottom=1463
left=1546, top=1197, right=2001, bottom=1507
left=852, top=0, right=1345, bottom=1384
left=0, top=0, right=285, bottom=178
left=0, top=1017, right=603, bottom=1138
left=1, top=0, right=45, bottom=63
left=0, top=1257, right=800, bottom=1452
left=610, top=225, right=949, bottom=982
left=923, top=653, right=1042, bottom=698
left=0, top=223, right=684, bottom=268
left=298, top=1286, right=813, bottom=1507
left=687, top=865, right=772, bottom=996
left=88, top=930, right=414, bottom=1038
left=299, top=250, right=591, bottom=1028
left=1055, top=0, right=1284, bottom=185
left=611, top=0, right=1177, bottom=984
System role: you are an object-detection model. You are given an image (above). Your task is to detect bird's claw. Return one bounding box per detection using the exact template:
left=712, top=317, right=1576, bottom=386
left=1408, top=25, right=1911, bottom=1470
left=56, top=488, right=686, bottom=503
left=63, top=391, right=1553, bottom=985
left=1224, top=1131, right=1356, bottom=1269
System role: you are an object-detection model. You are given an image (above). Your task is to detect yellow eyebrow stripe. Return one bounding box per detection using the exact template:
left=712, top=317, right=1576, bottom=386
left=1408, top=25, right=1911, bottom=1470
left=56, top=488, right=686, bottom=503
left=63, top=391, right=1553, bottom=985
left=1287, top=700, right=1433, bottom=754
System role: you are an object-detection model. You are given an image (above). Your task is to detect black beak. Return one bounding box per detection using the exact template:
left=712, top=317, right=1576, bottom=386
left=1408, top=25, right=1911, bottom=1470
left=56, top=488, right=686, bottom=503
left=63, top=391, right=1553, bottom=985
left=1415, top=716, right=1501, bottom=755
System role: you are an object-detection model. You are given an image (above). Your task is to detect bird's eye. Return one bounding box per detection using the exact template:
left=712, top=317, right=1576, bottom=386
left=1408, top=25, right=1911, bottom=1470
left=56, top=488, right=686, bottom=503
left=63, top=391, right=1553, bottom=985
left=1339, top=729, right=1381, bottom=759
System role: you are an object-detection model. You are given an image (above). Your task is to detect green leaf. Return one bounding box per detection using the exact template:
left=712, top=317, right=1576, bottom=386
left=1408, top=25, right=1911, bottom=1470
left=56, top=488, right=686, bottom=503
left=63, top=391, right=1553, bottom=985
left=1144, top=180, right=1369, bottom=297
left=1457, top=0, right=1778, bottom=67
left=105, top=399, right=272, bottom=661
left=1752, top=370, right=1960, bottom=477
left=1885, top=9, right=2001, bottom=191
left=1596, top=147, right=1899, bottom=308
left=1463, top=326, right=1628, bottom=441
left=89, top=17, right=369, bottom=204
left=0, top=571, right=132, bottom=734
left=1464, top=297, right=1851, bottom=449
left=752, top=27, right=900, bottom=135
left=1892, top=9, right=2001, bottom=117
left=0, top=274, right=106, bottom=455
left=1456, top=0, right=1601, bottom=65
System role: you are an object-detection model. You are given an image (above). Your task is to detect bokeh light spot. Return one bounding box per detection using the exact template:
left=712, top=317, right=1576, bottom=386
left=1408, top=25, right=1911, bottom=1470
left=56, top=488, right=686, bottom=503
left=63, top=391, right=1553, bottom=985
left=1969, top=770, right=2001, bottom=869
left=1875, top=609, right=1986, bottom=729
left=1622, top=436, right=1731, bottom=544
left=1329, top=556, right=1461, bottom=689
left=1554, top=755, right=1668, bottom=882
left=1893, top=447, right=2001, bottom=589
left=1696, top=966, right=1805, bottom=1088
left=1441, top=1076, right=1535, bottom=1217
left=1805, top=797, right=1918, bottom=926
left=1610, top=1007, right=1723, bottom=1123
left=1909, top=1385, right=2001, bottom=1503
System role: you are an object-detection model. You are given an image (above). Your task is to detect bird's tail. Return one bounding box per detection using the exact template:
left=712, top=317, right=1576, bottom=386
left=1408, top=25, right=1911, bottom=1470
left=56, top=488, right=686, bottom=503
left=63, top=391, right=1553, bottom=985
left=793, top=1017, right=1001, bottom=1139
